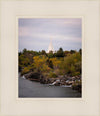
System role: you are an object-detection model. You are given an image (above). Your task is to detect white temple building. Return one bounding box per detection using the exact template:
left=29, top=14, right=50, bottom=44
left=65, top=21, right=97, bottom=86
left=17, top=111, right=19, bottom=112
left=47, top=39, right=54, bottom=53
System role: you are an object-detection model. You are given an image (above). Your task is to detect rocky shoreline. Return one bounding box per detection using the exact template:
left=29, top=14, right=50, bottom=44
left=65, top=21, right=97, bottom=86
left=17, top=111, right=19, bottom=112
left=21, top=72, right=82, bottom=93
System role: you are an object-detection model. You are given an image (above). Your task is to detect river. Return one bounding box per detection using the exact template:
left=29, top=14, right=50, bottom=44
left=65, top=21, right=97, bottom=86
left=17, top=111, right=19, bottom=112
left=18, top=76, right=81, bottom=98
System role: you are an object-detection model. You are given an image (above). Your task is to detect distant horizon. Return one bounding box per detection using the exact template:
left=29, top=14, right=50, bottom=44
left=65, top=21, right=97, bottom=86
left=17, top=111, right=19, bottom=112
left=19, top=47, right=81, bottom=53
left=19, top=18, right=82, bottom=52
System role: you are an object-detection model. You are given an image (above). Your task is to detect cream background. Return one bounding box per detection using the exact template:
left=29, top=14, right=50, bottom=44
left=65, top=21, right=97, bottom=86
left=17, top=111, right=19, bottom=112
left=0, top=0, right=100, bottom=116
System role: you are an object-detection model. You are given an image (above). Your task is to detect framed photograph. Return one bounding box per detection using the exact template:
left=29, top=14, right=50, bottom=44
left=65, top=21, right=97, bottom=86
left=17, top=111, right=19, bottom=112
left=18, top=17, right=82, bottom=98
left=0, top=0, right=100, bottom=116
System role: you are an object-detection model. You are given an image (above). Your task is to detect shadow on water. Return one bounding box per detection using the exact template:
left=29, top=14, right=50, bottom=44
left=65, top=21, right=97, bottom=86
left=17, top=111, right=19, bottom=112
left=18, top=77, right=81, bottom=98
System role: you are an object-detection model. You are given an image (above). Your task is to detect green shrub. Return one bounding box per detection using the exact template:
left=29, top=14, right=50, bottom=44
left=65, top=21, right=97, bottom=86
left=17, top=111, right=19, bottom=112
left=48, top=72, right=57, bottom=78
left=21, top=67, right=31, bottom=75
left=73, top=72, right=80, bottom=76
left=59, top=52, right=81, bottom=76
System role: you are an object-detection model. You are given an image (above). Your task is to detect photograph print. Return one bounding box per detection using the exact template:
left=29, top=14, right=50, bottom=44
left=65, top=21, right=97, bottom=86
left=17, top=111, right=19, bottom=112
left=18, top=18, right=82, bottom=98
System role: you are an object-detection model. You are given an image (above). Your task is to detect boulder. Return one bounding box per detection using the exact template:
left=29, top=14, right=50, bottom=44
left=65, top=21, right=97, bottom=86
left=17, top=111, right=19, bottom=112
left=24, top=72, right=41, bottom=82
left=55, top=82, right=60, bottom=86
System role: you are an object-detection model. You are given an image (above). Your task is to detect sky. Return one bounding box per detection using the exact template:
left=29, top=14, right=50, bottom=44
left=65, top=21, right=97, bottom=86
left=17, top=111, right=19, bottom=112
left=18, top=18, right=82, bottom=52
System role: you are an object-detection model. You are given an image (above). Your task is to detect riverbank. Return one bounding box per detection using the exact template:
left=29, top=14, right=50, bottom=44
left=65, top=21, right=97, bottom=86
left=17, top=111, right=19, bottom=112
left=19, top=76, right=81, bottom=98
left=20, top=72, right=82, bottom=93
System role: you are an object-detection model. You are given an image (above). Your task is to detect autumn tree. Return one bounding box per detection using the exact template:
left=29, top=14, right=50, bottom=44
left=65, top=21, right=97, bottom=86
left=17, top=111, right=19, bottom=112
left=50, top=57, right=61, bottom=69
left=33, top=55, right=51, bottom=73
left=60, top=52, right=81, bottom=76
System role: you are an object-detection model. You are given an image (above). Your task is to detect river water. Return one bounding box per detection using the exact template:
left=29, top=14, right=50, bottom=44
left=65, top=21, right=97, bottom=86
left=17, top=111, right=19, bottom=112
left=18, top=77, right=81, bottom=98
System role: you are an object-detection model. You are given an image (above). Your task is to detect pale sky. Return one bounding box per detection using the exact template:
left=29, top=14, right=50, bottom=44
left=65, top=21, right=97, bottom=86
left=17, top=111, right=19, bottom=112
left=18, top=18, right=82, bottom=52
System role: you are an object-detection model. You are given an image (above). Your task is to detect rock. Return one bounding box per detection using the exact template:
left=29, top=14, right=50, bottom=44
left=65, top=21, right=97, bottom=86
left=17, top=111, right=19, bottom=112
left=60, top=80, right=67, bottom=85
left=66, top=81, right=74, bottom=85
left=55, top=82, right=60, bottom=86
left=24, top=72, right=81, bottom=91
left=40, top=77, right=56, bottom=84
left=72, top=82, right=82, bottom=93
left=72, top=77, right=76, bottom=81
left=24, top=72, right=41, bottom=82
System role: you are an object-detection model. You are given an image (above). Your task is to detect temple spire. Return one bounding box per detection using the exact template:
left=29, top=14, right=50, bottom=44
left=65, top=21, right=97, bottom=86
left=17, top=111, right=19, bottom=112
left=47, top=38, right=54, bottom=53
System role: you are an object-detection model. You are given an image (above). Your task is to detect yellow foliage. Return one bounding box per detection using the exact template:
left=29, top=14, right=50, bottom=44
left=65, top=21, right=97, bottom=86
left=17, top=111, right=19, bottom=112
left=33, top=55, right=51, bottom=73
left=50, top=58, right=61, bottom=68
left=21, top=67, right=30, bottom=75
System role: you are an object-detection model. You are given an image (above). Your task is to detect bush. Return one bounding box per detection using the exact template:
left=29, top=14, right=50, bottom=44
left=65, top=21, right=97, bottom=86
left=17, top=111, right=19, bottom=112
left=72, top=72, right=80, bottom=76
left=21, top=67, right=31, bottom=75
left=48, top=72, right=57, bottom=78
left=59, top=52, right=81, bottom=76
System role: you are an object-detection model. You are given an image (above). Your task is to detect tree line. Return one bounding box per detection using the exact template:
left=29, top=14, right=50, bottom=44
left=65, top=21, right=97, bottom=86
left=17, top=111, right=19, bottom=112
left=19, top=48, right=82, bottom=78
